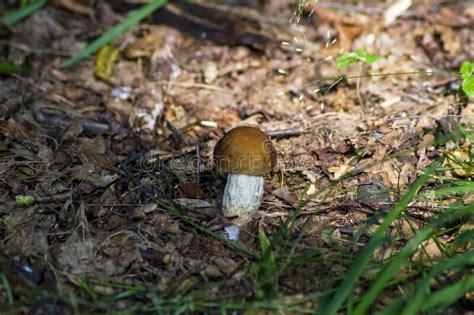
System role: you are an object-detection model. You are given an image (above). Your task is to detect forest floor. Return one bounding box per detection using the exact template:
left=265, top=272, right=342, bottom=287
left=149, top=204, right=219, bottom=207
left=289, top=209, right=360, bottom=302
left=0, top=0, right=473, bottom=314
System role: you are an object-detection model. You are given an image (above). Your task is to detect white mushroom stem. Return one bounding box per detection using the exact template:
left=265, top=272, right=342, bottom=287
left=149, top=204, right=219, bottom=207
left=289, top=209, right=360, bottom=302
left=222, top=173, right=264, bottom=231
left=224, top=225, right=241, bottom=241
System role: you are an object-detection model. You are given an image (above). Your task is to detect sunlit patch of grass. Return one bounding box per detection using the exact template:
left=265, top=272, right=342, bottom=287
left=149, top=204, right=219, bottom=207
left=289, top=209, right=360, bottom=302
left=317, top=125, right=474, bottom=314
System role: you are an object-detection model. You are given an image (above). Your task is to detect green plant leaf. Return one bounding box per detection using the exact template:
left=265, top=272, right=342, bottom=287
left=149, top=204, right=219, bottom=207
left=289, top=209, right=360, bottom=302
left=460, top=61, right=473, bottom=78
left=354, top=48, right=380, bottom=64
left=0, top=62, right=31, bottom=75
left=15, top=194, right=35, bottom=206
left=336, top=49, right=380, bottom=69
left=61, top=0, right=167, bottom=68
left=0, top=0, right=47, bottom=27
left=460, top=61, right=474, bottom=96
left=462, top=76, right=474, bottom=96
left=336, top=54, right=358, bottom=70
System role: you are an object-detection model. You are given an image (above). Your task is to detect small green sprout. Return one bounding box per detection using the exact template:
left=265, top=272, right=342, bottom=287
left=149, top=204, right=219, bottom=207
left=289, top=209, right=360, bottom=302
left=460, top=61, right=474, bottom=96
left=336, top=48, right=380, bottom=70
left=15, top=195, right=35, bottom=206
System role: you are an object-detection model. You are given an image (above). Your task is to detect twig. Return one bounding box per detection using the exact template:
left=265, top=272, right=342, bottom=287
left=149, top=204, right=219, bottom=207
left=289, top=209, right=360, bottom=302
left=0, top=40, right=73, bottom=57
left=33, top=107, right=110, bottom=135
left=266, top=127, right=304, bottom=138
left=155, top=80, right=227, bottom=92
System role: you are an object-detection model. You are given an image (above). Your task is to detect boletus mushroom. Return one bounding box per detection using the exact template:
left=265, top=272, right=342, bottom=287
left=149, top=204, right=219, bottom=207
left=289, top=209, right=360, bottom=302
left=213, top=126, right=277, bottom=240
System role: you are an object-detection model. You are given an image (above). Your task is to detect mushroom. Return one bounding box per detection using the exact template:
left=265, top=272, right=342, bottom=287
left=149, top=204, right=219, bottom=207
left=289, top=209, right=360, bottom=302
left=213, top=126, right=277, bottom=240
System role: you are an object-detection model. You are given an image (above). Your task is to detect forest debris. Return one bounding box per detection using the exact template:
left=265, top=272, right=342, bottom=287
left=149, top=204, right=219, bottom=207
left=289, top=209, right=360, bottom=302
left=203, top=61, right=218, bottom=84
left=265, top=126, right=304, bottom=138
left=460, top=103, right=474, bottom=126
left=435, top=26, right=461, bottom=56
left=306, top=184, right=317, bottom=196
left=355, top=179, right=391, bottom=208
left=1, top=0, right=473, bottom=311
left=57, top=231, right=97, bottom=274
left=54, top=0, right=94, bottom=15
left=213, top=256, right=239, bottom=275
left=3, top=206, right=38, bottom=255
left=444, top=145, right=474, bottom=177
left=429, top=7, right=474, bottom=28
left=203, top=264, right=222, bottom=279
left=390, top=218, right=418, bottom=241
left=271, top=186, right=298, bottom=205
left=33, top=106, right=110, bottom=135
left=69, top=165, right=119, bottom=193
left=124, top=26, right=172, bottom=59
left=111, top=86, right=132, bottom=100
left=328, top=161, right=354, bottom=180
left=133, top=204, right=158, bottom=220
left=384, top=0, right=412, bottom=26
left=314, top=6, right=366, bottom=55
left=96, top=232, right=141, bottom=276
left=179, top=183, right=204, bottom=199
left=173, top=198, right=214, bottom=210
left=94, top=44, right=119, bottom=83
left=412, top=239, right=443, bottom=261
left=131, top=89, right=164, bottom=132
left=153, top=1, right=274, bottom=50
left=200, top=120, right=218, bottom=128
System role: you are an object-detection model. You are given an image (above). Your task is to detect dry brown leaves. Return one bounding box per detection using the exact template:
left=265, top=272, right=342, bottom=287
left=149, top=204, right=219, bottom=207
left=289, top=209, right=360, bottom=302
left=0, top=0, right=473, bottom=310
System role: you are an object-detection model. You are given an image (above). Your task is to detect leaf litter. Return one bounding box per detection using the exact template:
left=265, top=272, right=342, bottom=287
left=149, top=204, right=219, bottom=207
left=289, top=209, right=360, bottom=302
left=0, top=0, right=473, bottom=313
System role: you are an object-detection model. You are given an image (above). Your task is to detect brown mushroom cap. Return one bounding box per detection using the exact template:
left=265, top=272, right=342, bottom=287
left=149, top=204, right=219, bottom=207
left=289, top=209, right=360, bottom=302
left=213, top=126, right=277, bottom=176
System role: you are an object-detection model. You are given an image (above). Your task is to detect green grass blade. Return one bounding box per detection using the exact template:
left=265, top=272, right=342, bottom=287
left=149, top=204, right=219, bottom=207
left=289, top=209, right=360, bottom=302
left=111, top=287, right=142, bottom=301
left=402, top=250, right=474, bottom=315
left=353, top=203, right=474, bottom=314
left=77, top=278, right=100, bottom=301
left=0, top=62, right=31, bottom=75
left=158, top=200, right=259, bottom=258
left=432, top=181, right=474, bottom=197
left=422, top=276, right=474, bottom=311
left=0, top=273, right=14, bottom=304
left=375, top=298, right=404, bottom=315
left=256, top=221, right=279, bottom=299
left=315, top=158, right=443, bottom=315
left=452, top=229, right=474, bottom=248
left=1, top=0, right=47, bottom=27
left=378, top=250, right=474, bottom=314
left=68, top=290, right=79, bottom=311
left=60, top=0, right=167, bottom=68
left=353, top=231, right=434, bottom=314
